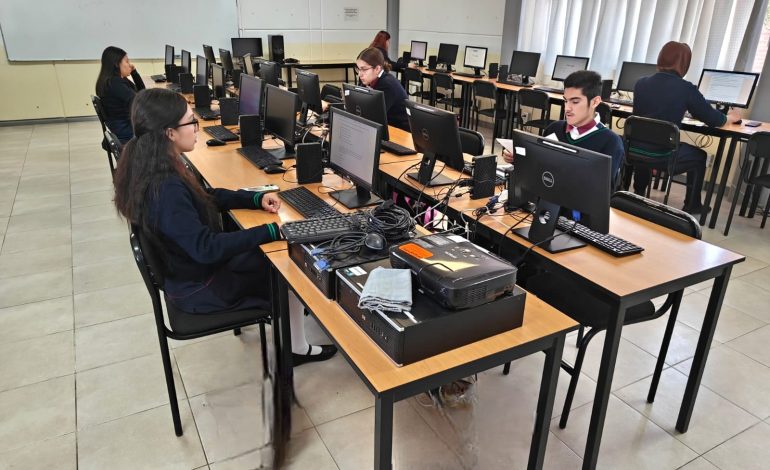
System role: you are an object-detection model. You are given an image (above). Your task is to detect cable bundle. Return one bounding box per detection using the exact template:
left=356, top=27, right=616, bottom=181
left=367, top=200, right=415, bottom=241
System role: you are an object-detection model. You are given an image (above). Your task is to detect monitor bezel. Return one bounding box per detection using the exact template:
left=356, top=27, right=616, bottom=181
left=551, top=55, right=590, bottom=82
left=697, top=68, right=760, bottom=109
left=328, top=106, right=384, bottom=197
left=463, top=46, right=489, bottom=70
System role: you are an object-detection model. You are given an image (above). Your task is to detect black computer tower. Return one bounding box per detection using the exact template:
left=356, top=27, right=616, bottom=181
left=239, top=114, right=262, bottom=147
left=179, top=73, right=194, bottom=93
left=601, top=79, right=613, bottom=100
left=268, top=35, right=285, bottom=63
left=296, top=142, right=323, bottom=184
left=193, top=85, right=211, bottom=108
left=470, top=154, right=496, bottom=200
left=219, top=98, right=239, bottom=126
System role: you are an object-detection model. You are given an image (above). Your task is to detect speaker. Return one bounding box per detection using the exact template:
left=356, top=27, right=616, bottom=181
left=428, top=55, right=437, bottom=70
left=470, top=155, right=496, bottom=200
left=268, top=35, right=285, bottom=63
left=497, top=65, right=509, bottom=84
left=239, top=114, right=262, bottom=147
left=505, top=167, right=530, bottom=212
left=489, top=63, right=499, bottom=79
left=231, top=69, right=242, bottom=88
left=601, top=79, right=613, bottom=100
left=219, top=97, right=239, bottom=126
left=193, top=85, right=211, bottom=108
left=296, top=142, right=323, bottom=184
left=179, top=73, right=194, bottom=93
left=167, top=65, right=183, bottom=84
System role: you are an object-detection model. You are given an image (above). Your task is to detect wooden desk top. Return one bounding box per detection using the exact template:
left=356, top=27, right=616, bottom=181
left=266, top=249, right=577, bottom=394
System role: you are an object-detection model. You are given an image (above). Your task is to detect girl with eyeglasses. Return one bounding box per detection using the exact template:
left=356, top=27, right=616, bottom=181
left=356, top=47, right=410, bottom=131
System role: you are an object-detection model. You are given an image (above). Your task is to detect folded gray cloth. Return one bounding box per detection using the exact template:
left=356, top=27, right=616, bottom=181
left=358, top=267, right=412, bottom=314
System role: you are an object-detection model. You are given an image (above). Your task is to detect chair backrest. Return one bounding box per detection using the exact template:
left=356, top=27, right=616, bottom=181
left=129, top=224, right=169, bottom=332
left=91, top=95, right=107, bottom=132
left=458, top=127, right=485, bottom=156
left=320, top=83, right=342, bottom=101
left=104, top=129, right=122, bottom=175
left=747, top=131, right=770, bottom=161
left=596, top=102, right=612, bottom=128
left=517, top=89, right=549, bottom=110
left=433, top=73, right=454, bottom=90
left=623, top=115, right=680, bottom=163
left=611, top=191, right=701, bottom=239
left=404, top=67, right=422, bottom=83
left=473, top=80, right=496, bottom=101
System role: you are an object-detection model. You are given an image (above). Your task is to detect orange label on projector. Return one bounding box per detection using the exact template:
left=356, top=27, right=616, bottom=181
left=399, top=243, right=433, bottom=259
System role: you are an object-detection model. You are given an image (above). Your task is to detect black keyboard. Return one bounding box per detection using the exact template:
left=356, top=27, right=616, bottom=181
left=167, top=83, right=181, bottom=92
left=381, top=140, right=417, bottom=156
left=453, top=72, right=482, bottom=78
left=278, top=186, right=341, bottom=218
left=556, top=216, right=644, bottom=257
left=204, top=125, right=239, bottom=142
left=607, top=97, right=633, bottom=106
left=151, top=74, right=166, bottom=82
left=237, top=146, right=282, bottom=169
left=534, top=86, right=564, bottom=94
left=195, top=108, right=220, bottom=120
left=281, top=212, right=368, bottom=243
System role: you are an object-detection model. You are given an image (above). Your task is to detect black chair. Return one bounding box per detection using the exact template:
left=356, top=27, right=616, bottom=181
left=515, top=89, right=555, bottom=136
left=724, top=131, right=770, bottom=235
left=404, top=67, right=434, bottom=103
left=129, top=223, right=270, bottom=436
left=433, top=73, right=462, bottom=111
left=622, top=116, right=680, bottom=205
left=458, top=127, right=485, bottom=156
left=320, top=84, right=343, bottom=103
left=91, top=95, right=112, bottom=159
left=596, top=102, right=612, bottom=129
left=472, top=80, right=506, bottom=152
left=103, top=130, right=122, bottom=176
left=504, top=191, right=701, bottom=429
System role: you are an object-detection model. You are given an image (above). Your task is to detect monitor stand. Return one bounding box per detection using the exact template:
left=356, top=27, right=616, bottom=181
left=297, top=105, right=309, bottom=127
left=417, top=60, right=424, bottom=67
left=330, top=185, right=382, bottom=209
left=512, top=199, right=585, bottom=253
left=473, top=67, right=482, bottom=76
left=266, top=140, right=296, bottom=160
left=406, top=153, right=455, bottom=187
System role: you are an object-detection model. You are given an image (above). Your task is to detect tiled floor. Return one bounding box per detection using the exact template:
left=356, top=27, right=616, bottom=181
left=1, top=120, right=770, bottom=469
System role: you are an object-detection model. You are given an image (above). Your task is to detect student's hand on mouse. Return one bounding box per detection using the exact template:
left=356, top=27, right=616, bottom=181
left=261, top=192, right=281, bottom=213
left=727, top=107, right=742, bottom=124
left=502, top=149, right=514, bottom=164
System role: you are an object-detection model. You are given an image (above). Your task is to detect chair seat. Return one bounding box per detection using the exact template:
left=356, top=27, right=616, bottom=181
left=165, top=295, right=270, bottom=336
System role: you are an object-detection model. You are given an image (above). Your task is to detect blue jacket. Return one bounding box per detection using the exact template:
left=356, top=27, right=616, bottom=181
left=633, top=71, right=727, bottom=128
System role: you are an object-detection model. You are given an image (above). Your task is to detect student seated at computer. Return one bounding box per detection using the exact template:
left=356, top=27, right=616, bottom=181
left=95, top=46, right=146, bottom=143
left=113, top=88, right=337, bottom=366
left=369, top=30, right=403, bottom=71
left=356, top=47, right=410, bottom=131
left=504, top=70, right=624, bottom=184
left=632, top=41, right=741, bottom=215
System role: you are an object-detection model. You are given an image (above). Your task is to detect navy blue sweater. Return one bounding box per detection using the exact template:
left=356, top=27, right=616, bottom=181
left=544, top=121, right=625, bottom=180
left=373, top=72, right=410, bottom=131
left=633, top=72, right=727, bottom=128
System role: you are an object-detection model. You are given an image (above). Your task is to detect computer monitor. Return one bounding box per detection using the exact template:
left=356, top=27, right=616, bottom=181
left=239, top=74, right=263, bottom=116
left=164, top=45, right=174, bottom=65
left=616, top=61, right=657, bottom=93
left=195, top=55, right=208, bottom=85
left=404, top=101, right=464, bottom=187
left=231, top=38, right=263, bottom=58
left=342, top=83, right=390, bottom=141
left=327, top=107, right=384, bottom=209
left=437, top=43, right=459, bottom=71
left=263, top=84, right=298, bottom=158
left=509, top=51, right=541, bottom=84
left=551, top=55, right=590, bottom=82
left=203, top=45, right=217, bottom=66
left=259, top=61, right=281, bottom=87
left=295, top=70, right=322, bottom=126
left=180, top=50, right=191, bottom=74
left=211, top=63, right=226, bottom=99
left=410, top=40, right=428, bottom=65
left=463, top=46, right=488, bottom=75
left=243, top=54, right=256, bottom=76
left=510, top=129, right=611, bottom=253
left=219, top=49, right=235, bottom=74
left=697, top=69, right=760, bottom=110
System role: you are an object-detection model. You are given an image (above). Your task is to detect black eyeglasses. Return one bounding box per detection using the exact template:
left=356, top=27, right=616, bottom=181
left=171, top=118, right=199, bottom=131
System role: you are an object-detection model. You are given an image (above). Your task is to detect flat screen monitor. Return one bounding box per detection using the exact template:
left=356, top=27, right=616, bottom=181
left=295, top=69, right=322, bottom=125
left=195, top=55, right=208, bottom=85
left=164, top=44, right=174, bottom=65
left=616, top=61, right=657, bottom=93
left=342, top=83, right=389, bottom=141
left=263, top=84, right=298, bottom=158
left=410, top=41, right=428, bottom=61
left=243, top=53, right=255, bottom=76
left=697, top=69, right=759, bottom=109
left=510, top=129, right=611, bottom=253
left=510, top=51, right=540, bottom=81
left=404, top=100, right=464, bottom=187
left=463, top=46, right=488, bottom=73
left=231, top=37, right=263, bottom=58
left=203, top=45, right=217, bottom=66
left=552, top=55, right=590, bottom=82
left=437, top=43, right=459, bottom=66
left=328, top=107, right=384, bottom=209
left=239, top=74, right=263, bottom=116
left=211, top=63, right=225, bottom=99
left=180, top=50, right=191, bottom=74
left=259, top=61, right=280, bottom=87
left=218, top=48, right=235, bottom=73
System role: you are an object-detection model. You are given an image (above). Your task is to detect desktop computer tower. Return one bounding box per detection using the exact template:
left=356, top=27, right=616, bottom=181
left=179, top=73, right=194, bottom=93
left=268, top=35, right=285, bottom=63
left=193, top=85, right=211, bottom=108
left=219, top=98, right=239, bottom=126
left=470, top=155, right=496, bottom=200
left=239, top=114, right=262, bottom=147
left=296, top=142, right=323, bottom=184
left=166, top=65, right=183, bottom=84
left=428, top=55, right=437, bottom=70
left=601, top=79, right=613, bottom=100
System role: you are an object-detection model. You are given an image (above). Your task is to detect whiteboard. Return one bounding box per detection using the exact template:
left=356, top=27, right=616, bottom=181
left=0, top=0, right=238, bottom=61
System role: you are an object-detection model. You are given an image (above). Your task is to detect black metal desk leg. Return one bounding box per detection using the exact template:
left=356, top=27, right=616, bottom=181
left=582, top=303, right=628, bottom=470
left=709, top=138, right=739, bottom=229
left=374, top=393, right=395, bottom=470
left=269, top=267, right=294, bottom=439
left=529, top=335, right=566, bottom=470
left=700, top=136, right=727, bottom=225
left=286, top=65, right=294, bottom=89
left=460, top=82, right=472, bottom=128
left=677, top=266, right=732, bottom=432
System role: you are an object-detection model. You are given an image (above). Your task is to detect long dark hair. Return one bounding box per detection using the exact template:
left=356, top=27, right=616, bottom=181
left=370, top=30, right=390, bottom=50
left=96, top=46, right=127, bottom=97
left=113, top=88, right=216, bottom=230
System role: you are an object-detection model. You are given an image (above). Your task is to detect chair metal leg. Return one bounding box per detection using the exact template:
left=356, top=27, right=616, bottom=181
left=724, top=164, right=749, bottom=236
left=761, top=192, right=770, bottom=228
left=157, top=332, right=183, bottom=436
left=259, top=322, right=269, bottom=379
left=648, top=292, right=683, bottom=403
left=559, top=327, right=600, bottom=429
left=576, top=325, right=584, bottom=345
left=502, top=361, right=511, bottom=375
left=233, top=327, right=242, bottom=336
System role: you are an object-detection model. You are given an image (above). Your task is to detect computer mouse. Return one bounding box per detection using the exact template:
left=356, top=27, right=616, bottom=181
left=364, top=232, right=386, bottom=251
left=206, top=138, right=226, bottom=146
left=735, top=119, right=743, bottom=125
left=263, top=164, right=286, bottom=174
